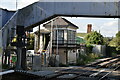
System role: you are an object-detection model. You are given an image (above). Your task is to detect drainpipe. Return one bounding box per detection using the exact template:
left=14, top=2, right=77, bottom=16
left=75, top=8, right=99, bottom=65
left=66, top=29, right=68, bottom=65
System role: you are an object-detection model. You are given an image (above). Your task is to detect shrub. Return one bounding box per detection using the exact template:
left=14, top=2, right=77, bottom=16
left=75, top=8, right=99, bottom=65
left=86, top=44, right=93, bottom=53
left=77, top=53, right=101, bottom=66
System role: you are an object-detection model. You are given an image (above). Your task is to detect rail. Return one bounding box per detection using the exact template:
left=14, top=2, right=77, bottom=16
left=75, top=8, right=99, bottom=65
left=52, top=40, right=81, bottom=44
left=0, top=70, right=14, bottom=76
left=43, top=55, right=120, bottom=80
left=1, top=55, right=120, bottom=80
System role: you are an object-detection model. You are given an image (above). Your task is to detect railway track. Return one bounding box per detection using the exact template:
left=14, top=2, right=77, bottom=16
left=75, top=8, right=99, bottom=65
left=43, top=55, right=120, bottom=80
left=1, top=55, right=120, bottom=80
left=86, top=55, right=120, bottom=67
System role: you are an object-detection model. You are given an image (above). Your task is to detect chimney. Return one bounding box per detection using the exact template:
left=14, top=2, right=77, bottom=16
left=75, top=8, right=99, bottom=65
left=87, top=24, right=92, bottom=33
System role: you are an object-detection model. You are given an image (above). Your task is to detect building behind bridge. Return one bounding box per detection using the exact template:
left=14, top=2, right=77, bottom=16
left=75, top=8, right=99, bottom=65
left=34, top=17, right=81, bottom=65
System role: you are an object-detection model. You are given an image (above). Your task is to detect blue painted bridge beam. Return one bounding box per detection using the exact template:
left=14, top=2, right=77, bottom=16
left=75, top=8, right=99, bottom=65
left=1, top=1, right=120, bottom=50
left=16, top=2, right=120, bottom=29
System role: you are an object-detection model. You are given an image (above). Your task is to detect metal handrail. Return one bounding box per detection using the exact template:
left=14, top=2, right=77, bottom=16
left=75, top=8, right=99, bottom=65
left=52, top=40, right=80, bottom=45
left=45, top=41, right=51, bottom=54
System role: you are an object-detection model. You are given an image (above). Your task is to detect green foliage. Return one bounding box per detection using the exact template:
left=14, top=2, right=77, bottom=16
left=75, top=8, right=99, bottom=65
left=116, top=31, right=120, bottom=37
left=103, top=37, right=112, bottom=45
left=109, top=31, right=120, bottom=51
left=85, top=31, right=104, bottom=45
left=76, top=53, right=101, bottom=65
left=76, top=33, right=87, bottom=37
left=27, top=33, right=34, bottom=50
left=86, top=44, right=93, bottom=53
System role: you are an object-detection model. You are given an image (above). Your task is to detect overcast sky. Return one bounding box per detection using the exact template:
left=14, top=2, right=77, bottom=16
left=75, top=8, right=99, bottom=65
left=0, top=0, right=39, bottom=10
left=64, top=17, right=118, bottom=37
left=0, top=0, right=119, bottom=37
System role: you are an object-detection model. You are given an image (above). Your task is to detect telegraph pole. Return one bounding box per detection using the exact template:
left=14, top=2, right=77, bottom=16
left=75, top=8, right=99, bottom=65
left=50, top=20, right=53, bottom=56
left=16, top=0, right=17, bottom=10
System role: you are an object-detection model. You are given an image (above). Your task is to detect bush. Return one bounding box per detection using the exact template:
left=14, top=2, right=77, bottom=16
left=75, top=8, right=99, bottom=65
left=76, top=53, right=101, bottom=66
left=86, top=44, right=93, bottom=53
left=85, top=31, right=104, bottom=45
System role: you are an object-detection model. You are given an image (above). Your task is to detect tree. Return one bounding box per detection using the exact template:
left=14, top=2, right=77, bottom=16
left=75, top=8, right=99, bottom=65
left=27, top=33, right=34, bottom=50
left=116, top=31, right=120, bottom=37
left=85, top=31, right=104, bottom=45
left=109, top=31, right=120, bottom=51
left=103, top=37, right=112, bottom=45
left=11, top=33, right=34, bottom=50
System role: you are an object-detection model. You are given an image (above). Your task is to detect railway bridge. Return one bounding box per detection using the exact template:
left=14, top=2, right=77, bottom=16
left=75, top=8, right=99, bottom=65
left=1, top=1, right=120, bottom=49
left=0, top=0, right=120, bottom=70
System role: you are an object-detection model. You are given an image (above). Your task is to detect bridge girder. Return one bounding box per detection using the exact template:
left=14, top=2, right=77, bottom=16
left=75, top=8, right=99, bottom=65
left=1, top=1, right=120, bottom=49
left=17, top=2, right=120, bottom=29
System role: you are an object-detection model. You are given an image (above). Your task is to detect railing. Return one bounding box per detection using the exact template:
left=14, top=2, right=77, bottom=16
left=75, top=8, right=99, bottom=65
left=45, top=41, right=51, bottom=54
left=52, top=40, right=81, bottom=45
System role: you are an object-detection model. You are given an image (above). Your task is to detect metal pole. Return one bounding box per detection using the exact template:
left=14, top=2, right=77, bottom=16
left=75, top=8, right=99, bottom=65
left=16, top=47, right=22, bottom=69
left=15, top=25, right=26, bottom=70
left=56, top=20, right=58, bottom=55
left=66, top=29, right=68, bottom=65
left=16, top=0, right=17, bottom=10
left=56, top=19, right=59, bottom=67
left=50, top=20, right=53, bottom=56
left=38, top=25, right=40, bottom=51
